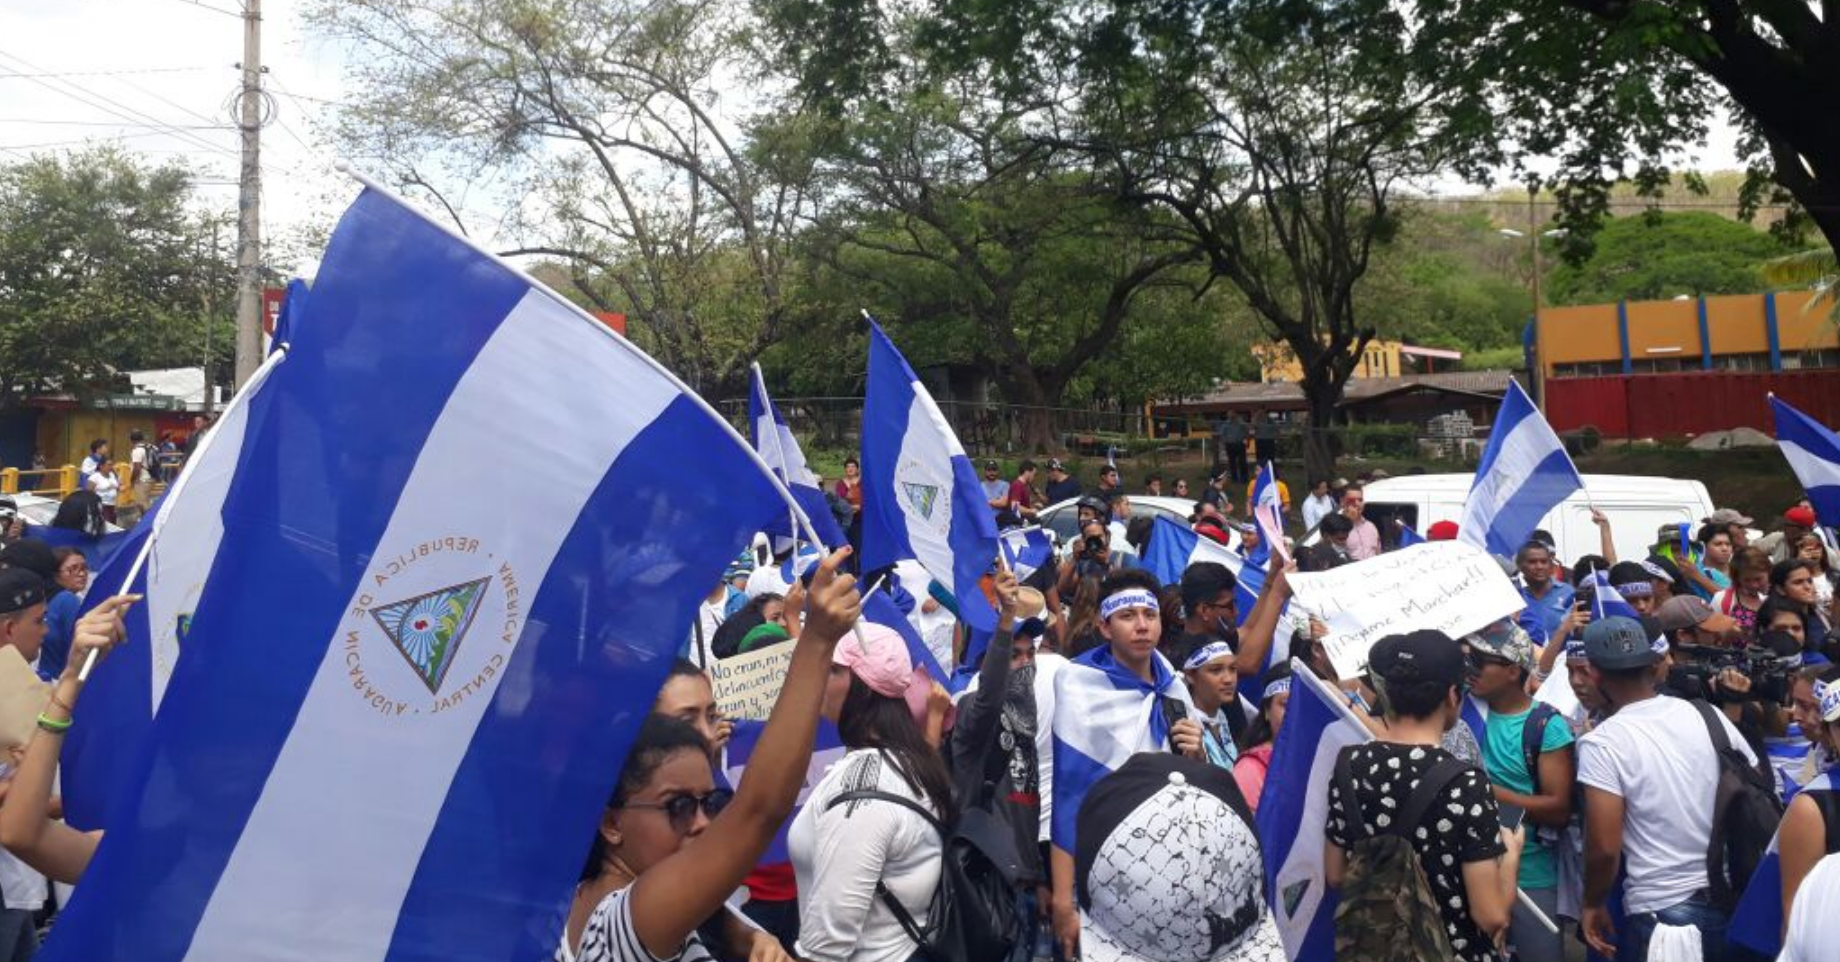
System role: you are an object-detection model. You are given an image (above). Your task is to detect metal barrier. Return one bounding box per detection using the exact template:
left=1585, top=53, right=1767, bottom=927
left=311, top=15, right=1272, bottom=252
left=0, top=466, right=78, bottom=498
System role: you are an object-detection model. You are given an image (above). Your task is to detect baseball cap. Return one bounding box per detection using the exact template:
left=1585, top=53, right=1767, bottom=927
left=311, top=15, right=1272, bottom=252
left=983, top=458, right=999, bottom=470
left=1048, top=458, right=1066, bottom=473
left=1707, top=508, right=1754, bottom=527
left=832, top=622, right=949, bottom=731
left=1427, top=520, right=1460, bottom=541
left=0, top=569, right=45, bottom=616
left=1786, top=506, right=1818, bottom=528
left=1582, top=616, right=1658, bottom=670
left=0, top=537, right=57, bottom=591
left=1654, top=595, right=1738, bottom=636
left=1368, top=630, right=1465, bottom=691
left=1464, top=621, right=1535, bottom=672
left=1074, top=754, right=1285, bottom=962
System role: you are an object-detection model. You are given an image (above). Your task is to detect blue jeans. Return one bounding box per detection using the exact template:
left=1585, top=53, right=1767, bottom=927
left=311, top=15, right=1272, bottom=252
left=1617, top=895, right=1732, bottom=962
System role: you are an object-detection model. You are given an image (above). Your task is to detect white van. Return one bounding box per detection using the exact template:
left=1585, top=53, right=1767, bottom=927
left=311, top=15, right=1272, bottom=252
left=1354, top=473, right=1717, bottom=563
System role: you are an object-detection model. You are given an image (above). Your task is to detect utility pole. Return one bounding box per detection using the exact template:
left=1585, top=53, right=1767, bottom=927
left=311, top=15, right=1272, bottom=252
left=233, top=0, right=264, bottom=390
left=203, top=221, right=219, bottom=417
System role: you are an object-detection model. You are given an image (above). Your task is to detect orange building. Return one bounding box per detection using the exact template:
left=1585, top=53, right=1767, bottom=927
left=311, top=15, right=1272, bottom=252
left=1535, top=290, right=1837, bottom=378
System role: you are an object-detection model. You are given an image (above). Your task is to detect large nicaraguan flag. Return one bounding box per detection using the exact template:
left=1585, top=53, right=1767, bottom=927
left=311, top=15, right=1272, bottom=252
left=1256, top=661, right=1374, bottom=962
left=60, top=348, right=291, bottom=831
left=749, top=362, right=845, bottom=550
left=1770, top=395, right=1840, bottom=527
left=1049, top=643, right=1192, bottom=851
left=749, top=371, right=946, bottom=681
left=41, top=185, right=790, bottom=962
left=1458, top=379, right=1583, bottom=558
left=1141, top=516, right=1263, bottom=624
left=860, top=319, right=998, bottom=631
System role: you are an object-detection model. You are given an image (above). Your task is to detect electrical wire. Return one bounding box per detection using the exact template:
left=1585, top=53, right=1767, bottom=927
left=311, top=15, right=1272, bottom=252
left=0, top=117, right=231, bottom=129
left=161, top=0, right=245, bottom=18
left=0, top=65, right=215, bottom=79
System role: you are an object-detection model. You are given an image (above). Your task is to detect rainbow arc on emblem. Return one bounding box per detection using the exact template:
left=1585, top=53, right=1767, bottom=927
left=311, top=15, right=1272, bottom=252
left=371, top=578, right=491, bottom=694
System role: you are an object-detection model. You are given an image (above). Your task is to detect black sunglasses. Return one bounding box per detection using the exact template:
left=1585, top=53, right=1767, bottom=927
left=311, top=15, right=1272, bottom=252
left=624, top=788, right=733, bottom=832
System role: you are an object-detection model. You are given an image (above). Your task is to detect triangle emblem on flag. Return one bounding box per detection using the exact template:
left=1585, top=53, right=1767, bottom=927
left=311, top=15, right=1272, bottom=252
left=902, top=481, right=940, bottom=520
left=371, top=578, right=491, bottom=694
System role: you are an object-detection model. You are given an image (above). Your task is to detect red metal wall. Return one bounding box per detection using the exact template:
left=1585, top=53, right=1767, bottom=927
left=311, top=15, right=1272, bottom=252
left=1546, top=370, right=1840, bottom=438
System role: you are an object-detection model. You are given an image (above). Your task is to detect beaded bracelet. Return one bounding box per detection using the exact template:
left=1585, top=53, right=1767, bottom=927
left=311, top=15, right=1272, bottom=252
left=35, top=713, right=71, bottom=735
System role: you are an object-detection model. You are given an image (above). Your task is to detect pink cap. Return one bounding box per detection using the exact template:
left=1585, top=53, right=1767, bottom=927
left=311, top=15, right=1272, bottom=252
left=833, top=622, right=951, bottom=730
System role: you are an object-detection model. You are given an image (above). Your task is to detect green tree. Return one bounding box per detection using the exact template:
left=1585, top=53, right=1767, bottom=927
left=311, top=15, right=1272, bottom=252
left=1544, top=212, right=1792, bottom=305
left=310, top=0, right=819, bottom=395
left=0, top=148, right=233, bottom=407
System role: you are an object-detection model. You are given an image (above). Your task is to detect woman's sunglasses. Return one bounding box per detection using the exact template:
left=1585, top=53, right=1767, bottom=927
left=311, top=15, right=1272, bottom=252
left=624, top=788, right=733, bottom=832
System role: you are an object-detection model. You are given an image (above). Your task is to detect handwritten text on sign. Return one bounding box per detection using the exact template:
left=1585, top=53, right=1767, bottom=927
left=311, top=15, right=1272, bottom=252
left=708, top=643, right=795, bottom=720
left=1286, top=540, right=1524, bottom=680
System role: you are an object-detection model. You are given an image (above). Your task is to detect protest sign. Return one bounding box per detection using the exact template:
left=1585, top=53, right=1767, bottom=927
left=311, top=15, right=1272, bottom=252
left=1286, top=540, right=1524, bottom=679
left=708, top=643, right=796, bottom=720
left=0, top=648, right=48, bottom=750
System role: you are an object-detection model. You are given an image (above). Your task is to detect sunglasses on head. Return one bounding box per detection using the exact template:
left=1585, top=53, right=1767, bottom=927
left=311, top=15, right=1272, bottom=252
left=624, top=787, right=733, bottom=832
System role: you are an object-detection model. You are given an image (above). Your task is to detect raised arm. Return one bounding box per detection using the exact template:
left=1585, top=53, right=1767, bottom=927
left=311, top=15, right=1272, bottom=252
left=0, top=594, right=135, bottom=882
left=628, top=548, right=861, bottom=958
left=1233, top=555, right=1295, bottom=678
left=1591, top=509, right=1617, bottom=565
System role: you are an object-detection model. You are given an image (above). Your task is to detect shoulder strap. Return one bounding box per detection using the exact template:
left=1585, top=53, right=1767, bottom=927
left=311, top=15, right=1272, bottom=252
left=1522, top=703, right=1559, bottom=794
left=827, top=789, right=948, bottom=836
left=1689, top=699, right=1734, bottom=756
left=1394, top=756, right=1472, bottom=840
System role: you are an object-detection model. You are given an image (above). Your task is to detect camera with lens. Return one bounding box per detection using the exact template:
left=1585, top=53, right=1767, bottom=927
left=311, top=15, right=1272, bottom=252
left=1084, top=534, right=1107, bottom=556
left=1665, top=642, right=1795, bottom=706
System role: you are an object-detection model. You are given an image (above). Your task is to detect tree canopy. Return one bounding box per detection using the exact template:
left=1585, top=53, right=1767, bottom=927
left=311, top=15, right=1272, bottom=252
left=0, top=148, right=232, bottom=407
left=1545, top=211, right=1796, bottom=305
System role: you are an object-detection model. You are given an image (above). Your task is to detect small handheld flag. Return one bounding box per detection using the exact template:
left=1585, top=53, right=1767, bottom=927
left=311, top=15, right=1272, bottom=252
left=1458, top=379, right=1583, bottom=557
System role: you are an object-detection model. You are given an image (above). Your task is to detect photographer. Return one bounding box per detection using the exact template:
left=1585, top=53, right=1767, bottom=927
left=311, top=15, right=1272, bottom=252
left=1056, top=518, right=1133, bottom=599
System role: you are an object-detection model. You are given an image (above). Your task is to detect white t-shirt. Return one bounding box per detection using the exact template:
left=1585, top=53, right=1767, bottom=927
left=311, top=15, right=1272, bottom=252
left=89, top=471, right=119, bottom=506
left=789, top=748, right=943, bottom=962
left=1576, top=695, right=1757, bottom=914
left=1782, top=852, right=1840, bottom=962
left=1301, top=494, right=1335, bottom=532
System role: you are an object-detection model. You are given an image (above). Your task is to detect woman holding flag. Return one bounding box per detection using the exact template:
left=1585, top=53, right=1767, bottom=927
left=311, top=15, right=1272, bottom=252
left=560, top=548, right=862, bottom=962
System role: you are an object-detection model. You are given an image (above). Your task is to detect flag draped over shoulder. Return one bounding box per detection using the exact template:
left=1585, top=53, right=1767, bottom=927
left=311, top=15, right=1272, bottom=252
left=1256, top=662, right=1374, bottom=962
left=41, top=185, right=791, bottom=962
left=1049, top=644, right=1190, bottom=851
left=1770, top=395, right=1840, bottom=527
left=60, top=349, right=290, bottom=831
left=1458, top=379, right=1583, bottom=558
left=859, top=320, right=998, bottom=631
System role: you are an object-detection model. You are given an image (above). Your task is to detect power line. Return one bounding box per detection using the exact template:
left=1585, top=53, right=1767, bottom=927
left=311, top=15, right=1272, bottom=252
left=0, top=130, right=226, bottom=151
left=0, top=49, right=241, bottom=162
left=161, top=0, right=245, bottom=17
left=0, top=117, right=231, bottom=129
left=0, top=65, right=216, bottom=79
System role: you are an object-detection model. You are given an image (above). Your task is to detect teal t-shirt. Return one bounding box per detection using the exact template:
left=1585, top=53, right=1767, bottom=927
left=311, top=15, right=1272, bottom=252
left=1481, top=705, right=1576, bottom=891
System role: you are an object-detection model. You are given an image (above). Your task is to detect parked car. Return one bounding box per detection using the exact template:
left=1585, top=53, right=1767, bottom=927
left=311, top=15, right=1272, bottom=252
left=1319, top=473, right=1716, bottom=561
left=1037, top=494, right=1199, bottom=545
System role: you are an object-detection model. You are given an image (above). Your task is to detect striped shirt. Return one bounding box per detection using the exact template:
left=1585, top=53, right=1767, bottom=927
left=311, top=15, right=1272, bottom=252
left=559, top=885, right=716, bottom=962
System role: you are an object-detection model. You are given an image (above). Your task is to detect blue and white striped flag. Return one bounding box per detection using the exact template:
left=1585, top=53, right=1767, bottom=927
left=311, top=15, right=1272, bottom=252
left=750, top=363, right=844, bottom=551
left=1049, top=644, right=1192, bottom=851
left=1257, top=661, right=1373, bottom=962
left=860, top=319, right=998, bottom=631
left=1730, top=769, right=1840, bottom=955
left=999, top=526, right=1054, bottom=583
left=1250, top=461, right=1284, bottom=565
left=41, top=184, right=794, bottom=962
left=1142, top=516, right=1263, bottom=624
left=1458, top=379, right=1583, bottom=558
left=1395, top=520, right=1425, bottom=547
left=1770, top=395, right=1840, bottom=527
left=1581, top=570, right=1642, bottom=622
left=60, top=349, right=290, bottom=831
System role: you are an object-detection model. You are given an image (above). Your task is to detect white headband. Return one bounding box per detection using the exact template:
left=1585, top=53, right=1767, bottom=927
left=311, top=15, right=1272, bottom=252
left=1099, top=588, right=1160, bottom=621
left=1182, top=641, right=1235, bottom=671
left=1262, top=677, right=1292, bottom=701
left=1818, top=680, right=1840, bottom=724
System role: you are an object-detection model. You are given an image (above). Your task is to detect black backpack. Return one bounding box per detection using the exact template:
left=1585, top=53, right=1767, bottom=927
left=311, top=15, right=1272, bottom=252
left=1688, top=700, right=1785, bottom=908
left=827, top=790, right=1024, bottom=962
left=1519, top=702, right=1560, bottom=795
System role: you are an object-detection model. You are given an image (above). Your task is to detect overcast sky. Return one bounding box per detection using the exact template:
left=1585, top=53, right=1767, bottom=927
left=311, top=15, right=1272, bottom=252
left=2, top=0, right=1752, bottom=274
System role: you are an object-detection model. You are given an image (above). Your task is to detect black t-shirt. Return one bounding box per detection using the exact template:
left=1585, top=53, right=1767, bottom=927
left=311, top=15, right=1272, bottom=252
left=1045, top=477, right=1082, bottom=505
left=1325, top=742, right=1505, bottom=962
